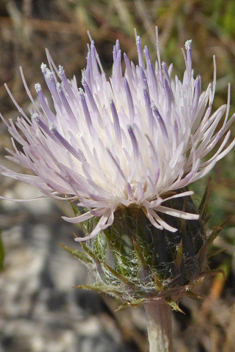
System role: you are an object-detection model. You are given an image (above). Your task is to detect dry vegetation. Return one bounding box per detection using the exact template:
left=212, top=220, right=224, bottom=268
left=0, top=1, right=235, bottom=351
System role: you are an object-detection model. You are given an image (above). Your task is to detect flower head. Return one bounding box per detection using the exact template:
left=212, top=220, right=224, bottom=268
left=2, top=31, right=235, bottom=240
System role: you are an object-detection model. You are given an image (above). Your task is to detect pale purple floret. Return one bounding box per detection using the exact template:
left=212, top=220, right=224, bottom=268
left=1, top=30, right=235, bottom=240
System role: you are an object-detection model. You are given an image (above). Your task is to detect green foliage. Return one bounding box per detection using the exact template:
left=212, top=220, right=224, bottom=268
left=65, top=185, right=221, bottom=309
left=59, top=244, right=93, bottom=265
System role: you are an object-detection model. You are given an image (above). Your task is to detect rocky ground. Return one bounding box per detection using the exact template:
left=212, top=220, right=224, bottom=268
left=0, top=187, right=141, bottom=352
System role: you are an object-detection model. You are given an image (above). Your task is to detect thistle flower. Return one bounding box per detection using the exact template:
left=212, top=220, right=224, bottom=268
left=2, top=32, right=234, bottom=352
left=1, top=31, right=235, bottom=242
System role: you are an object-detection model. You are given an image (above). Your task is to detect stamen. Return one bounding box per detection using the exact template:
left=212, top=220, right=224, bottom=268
left=128, top=126, right=139, bottom=159
left=110, top=99, right=122, bottom=144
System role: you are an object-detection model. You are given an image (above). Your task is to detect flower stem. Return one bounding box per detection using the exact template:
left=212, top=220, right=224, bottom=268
left=144, top=301, right=173, bottom=352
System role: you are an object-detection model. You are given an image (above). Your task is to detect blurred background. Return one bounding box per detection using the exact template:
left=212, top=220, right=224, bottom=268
left=0, top=0, right=235, bottom=351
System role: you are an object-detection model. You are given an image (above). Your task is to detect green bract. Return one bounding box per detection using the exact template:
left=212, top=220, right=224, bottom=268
left=62, top=182, right=223, bottom=309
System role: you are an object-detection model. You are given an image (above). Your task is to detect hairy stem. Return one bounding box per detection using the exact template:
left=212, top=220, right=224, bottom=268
left=144, top=301, right=173, bottom=352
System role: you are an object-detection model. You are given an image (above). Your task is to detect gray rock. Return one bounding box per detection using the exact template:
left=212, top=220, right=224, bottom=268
left=0, top=186, right=137, bottom=352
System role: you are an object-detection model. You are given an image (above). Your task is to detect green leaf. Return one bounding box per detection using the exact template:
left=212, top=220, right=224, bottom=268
left=58, top=244, right=93, bottom=265
left=101, top=261, right=135, bottom=288
left=197, top=218, right=229, bottom=272
left=80, top=242, right=101, bottom=263
left=174, top=239, right=183, bottom=271
left=77, top=284, right=124, bottom=298
left=198, top=177, right=212, bottom=221
left=69, top=201, right=81, bottom=216
left=166, top=298, right=185, bottom=313
left=132, top=236, right=149, bottom=272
